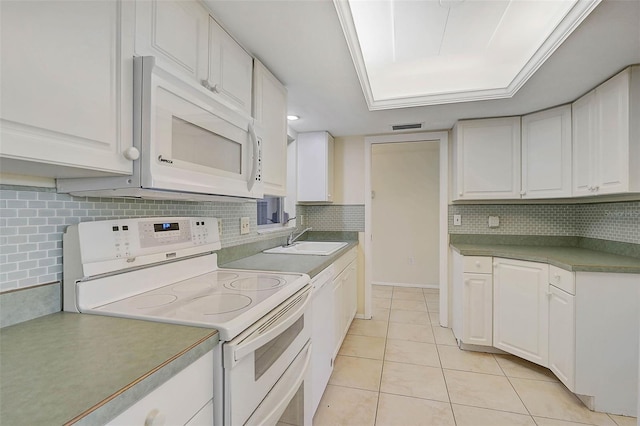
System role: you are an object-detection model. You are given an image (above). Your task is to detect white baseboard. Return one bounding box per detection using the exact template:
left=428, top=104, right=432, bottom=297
left=372, top=281, right=439, bottom=289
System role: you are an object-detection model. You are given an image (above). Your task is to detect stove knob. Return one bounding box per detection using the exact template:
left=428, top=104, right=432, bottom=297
left=144, top=409, right=166, bottom=426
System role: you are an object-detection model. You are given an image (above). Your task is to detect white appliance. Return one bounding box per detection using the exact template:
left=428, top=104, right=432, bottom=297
left=57, top=57, right=263, bottom=201
left=63, top=217, right=312, bottom=426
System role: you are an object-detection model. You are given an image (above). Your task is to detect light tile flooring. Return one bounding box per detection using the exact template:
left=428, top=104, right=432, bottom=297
left=313, top=285, right=637, bottom=426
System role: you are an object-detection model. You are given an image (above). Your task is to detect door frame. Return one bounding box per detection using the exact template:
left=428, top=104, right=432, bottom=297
left=364, top=131, right=449, bottom=326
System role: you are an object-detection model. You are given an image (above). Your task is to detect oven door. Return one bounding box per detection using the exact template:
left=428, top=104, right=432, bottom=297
left=223, top=286, right=311, bottom=426
left=137, top=56, right=263, bottom=199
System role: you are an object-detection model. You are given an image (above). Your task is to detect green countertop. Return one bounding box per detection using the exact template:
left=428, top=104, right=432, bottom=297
left=0, top=312, right=218, bottom=425
left=221, top=241, right=359, bottom=277
left=450, top=243, right=640, bottom=273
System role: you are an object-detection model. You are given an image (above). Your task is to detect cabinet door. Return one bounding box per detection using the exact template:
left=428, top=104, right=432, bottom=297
left=297, top=132, right=334, bottom=202
left=595, top=69, right=630, bottom=194
left=0, top=0, right=134, bottom=177
left=342, top=262, right=357, bottom=332
left=521, top=105, right=572, bottom=199
left=208, top=17, right=253, bottom=116
left=572, top=91, right=595, bottom=196
left=253, top=60, right=288, bottom=196
left=134, top=0, right=209, bottom=85
left=493, top=258, right=549, bottom=367
left=548, top=285, right=575, bottom=391
left=454, top=117, right=521, bottom=200
left=462, top=273, right=493, bottom=346
left=311, top=279, right=335, bottom=414
left=331, top=275, right=345, bottom=360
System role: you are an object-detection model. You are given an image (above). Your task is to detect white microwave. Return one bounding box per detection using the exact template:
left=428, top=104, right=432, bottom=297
left=58, top=56, right=263, bottom=201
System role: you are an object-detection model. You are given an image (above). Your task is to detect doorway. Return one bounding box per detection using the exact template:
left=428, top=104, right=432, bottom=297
left=364, top=132, right=449, bottom=326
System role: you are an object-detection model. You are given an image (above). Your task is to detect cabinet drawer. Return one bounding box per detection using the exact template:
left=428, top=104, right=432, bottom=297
left=463, top=256, right=492, bottom=274
left=549, top=265, right=575, bottom=295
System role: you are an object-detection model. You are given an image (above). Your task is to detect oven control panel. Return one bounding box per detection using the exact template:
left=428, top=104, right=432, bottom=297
left=72, top=217, right=221, bottom=273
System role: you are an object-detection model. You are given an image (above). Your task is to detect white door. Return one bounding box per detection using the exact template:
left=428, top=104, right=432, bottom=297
left=253, top=60, right=288, bottom=196
left=371, top=141, right=439, bottom=287
left=454, top=117, right=521, bottom=200
left=208, top=17, right=253, bottom=115
left=572, top=91, right=595, bottom=196
left=548, top=285, right=575, bottom=391
left=134, top=0, right=209, bottom=85
left=521, top=105, right=572, bottom=199
left=0, top=0, right=135, bottom=176
left=462, top=273, right=493, bottom=346
left=595, top=69, right=630, bottom=194
left=493, top=258, right=549, bottom=367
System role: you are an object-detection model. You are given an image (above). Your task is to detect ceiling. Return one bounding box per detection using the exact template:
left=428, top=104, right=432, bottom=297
left=204, top=0, right=640, bottom=137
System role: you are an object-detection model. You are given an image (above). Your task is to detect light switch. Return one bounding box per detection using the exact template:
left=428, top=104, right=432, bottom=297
left=488, top=216, right=500, bottom=228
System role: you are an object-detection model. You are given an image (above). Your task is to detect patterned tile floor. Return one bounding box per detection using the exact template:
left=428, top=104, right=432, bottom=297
left=313, top=285, right=637, bottom=426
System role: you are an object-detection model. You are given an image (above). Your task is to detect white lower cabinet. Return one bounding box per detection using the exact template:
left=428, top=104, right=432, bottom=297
left=310, top=247, right=357, bottom=415
left=108, top=350, right=214, bottom=425
left=451, top=252, right=493, bottom=347
left=548, top=284, right=575, bottom=391
left=493, top=258, right=549, bottom=367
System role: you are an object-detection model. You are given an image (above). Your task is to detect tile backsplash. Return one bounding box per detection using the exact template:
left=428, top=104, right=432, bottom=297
left=0, top=186, right=291, bottom=292
left=297, top=204, right=365, bottom=232
left=449, top=201, right=640, bottom=244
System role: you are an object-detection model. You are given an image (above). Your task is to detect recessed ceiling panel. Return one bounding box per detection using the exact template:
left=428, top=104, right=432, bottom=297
left=334, top=0, right=601, bottom=109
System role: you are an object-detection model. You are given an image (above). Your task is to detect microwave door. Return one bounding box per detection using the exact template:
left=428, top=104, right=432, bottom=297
left=142, top=60, right=263, bottom=199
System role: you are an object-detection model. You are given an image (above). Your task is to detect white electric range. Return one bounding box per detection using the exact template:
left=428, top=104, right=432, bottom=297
left=63, top=217, right=312, bottom=426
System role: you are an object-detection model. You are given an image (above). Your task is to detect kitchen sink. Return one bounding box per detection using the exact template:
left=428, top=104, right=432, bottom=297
left=263, top=241, right=348, bottom=256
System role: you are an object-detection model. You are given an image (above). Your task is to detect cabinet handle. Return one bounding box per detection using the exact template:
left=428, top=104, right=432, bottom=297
left=593, top=185, right=599, bottom=192
left=144, top=409, right=166, bottom=426
left=201, top=79, right=220, bottom=93
left=122, top=147, right=140, bottom=161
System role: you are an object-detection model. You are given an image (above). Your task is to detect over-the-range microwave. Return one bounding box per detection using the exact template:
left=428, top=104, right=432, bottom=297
left=57, top=56, right=263, bottom=201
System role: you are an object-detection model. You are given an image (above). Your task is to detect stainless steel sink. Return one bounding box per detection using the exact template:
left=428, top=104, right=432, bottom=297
left=263, top=241, right=348, bottom=256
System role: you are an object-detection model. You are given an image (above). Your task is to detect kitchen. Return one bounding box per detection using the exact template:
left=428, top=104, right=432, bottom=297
left=1, top=0, right=639, bottom=425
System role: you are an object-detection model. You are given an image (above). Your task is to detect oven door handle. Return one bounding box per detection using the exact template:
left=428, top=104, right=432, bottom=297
left=245, top=341, right=311, bottom=426
left=225, top=286, right=311, bottom=367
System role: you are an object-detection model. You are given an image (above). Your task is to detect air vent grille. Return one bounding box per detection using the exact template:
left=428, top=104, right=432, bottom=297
left=391, top=123, right=423, bottom=131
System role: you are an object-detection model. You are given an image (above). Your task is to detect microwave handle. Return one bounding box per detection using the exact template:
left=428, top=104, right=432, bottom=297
left=247, top=122, right=259, bottom=192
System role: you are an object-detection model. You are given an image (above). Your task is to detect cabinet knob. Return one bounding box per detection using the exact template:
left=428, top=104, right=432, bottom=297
left=554, top=274, right=560, bottom=280
left=475, top=261, right=481, bottom=267
left=458, top=192, right=463, bottom=197
left=593, top=185, right=599, bottom=192
left=144, top=409, right=166, bottom=426
left=122, top=147, right=140, bottom=161
left=464, top=279, right=470, bottom=284
left=520, top=190, right=526, bottom=196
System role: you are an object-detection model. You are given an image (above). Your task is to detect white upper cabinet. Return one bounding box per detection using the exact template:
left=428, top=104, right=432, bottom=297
left=207, top=17, right=253, bottom=116
left=572, top=66, right=640, bottom=196
left=453, top=117, right=521, bottom=200
left=134, top=0, right=209, bottom=85
left=297, top=132, right=334, bottom=203
left=253, top=60, right=288, bottom=197
left=0, top=0, right=135, bottom=177
left=521, top=105, right=572, bottom=199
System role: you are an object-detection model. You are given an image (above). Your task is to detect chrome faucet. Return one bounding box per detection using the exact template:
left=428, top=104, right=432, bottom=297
left=286, top=227, right=312, bottom=246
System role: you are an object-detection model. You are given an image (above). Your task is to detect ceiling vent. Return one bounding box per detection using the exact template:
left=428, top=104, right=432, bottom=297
left=391, top=123, right=423, bottom=131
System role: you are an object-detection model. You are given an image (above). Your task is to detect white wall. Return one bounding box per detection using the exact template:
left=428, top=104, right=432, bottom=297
left=371, top=141, right=440, bottom=287
left=333, top=136, right=365, bottom=204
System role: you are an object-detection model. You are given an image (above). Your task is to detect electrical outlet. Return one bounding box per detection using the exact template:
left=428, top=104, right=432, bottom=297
left=488, top=216, right=500, bottom=228
left=300, top=215, right=306, bottom=226
left=240, top=217, right=250, bottom=235
left=453, top=214, right=462, bottom=226
left=217, top=219, right=223, bottom=236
